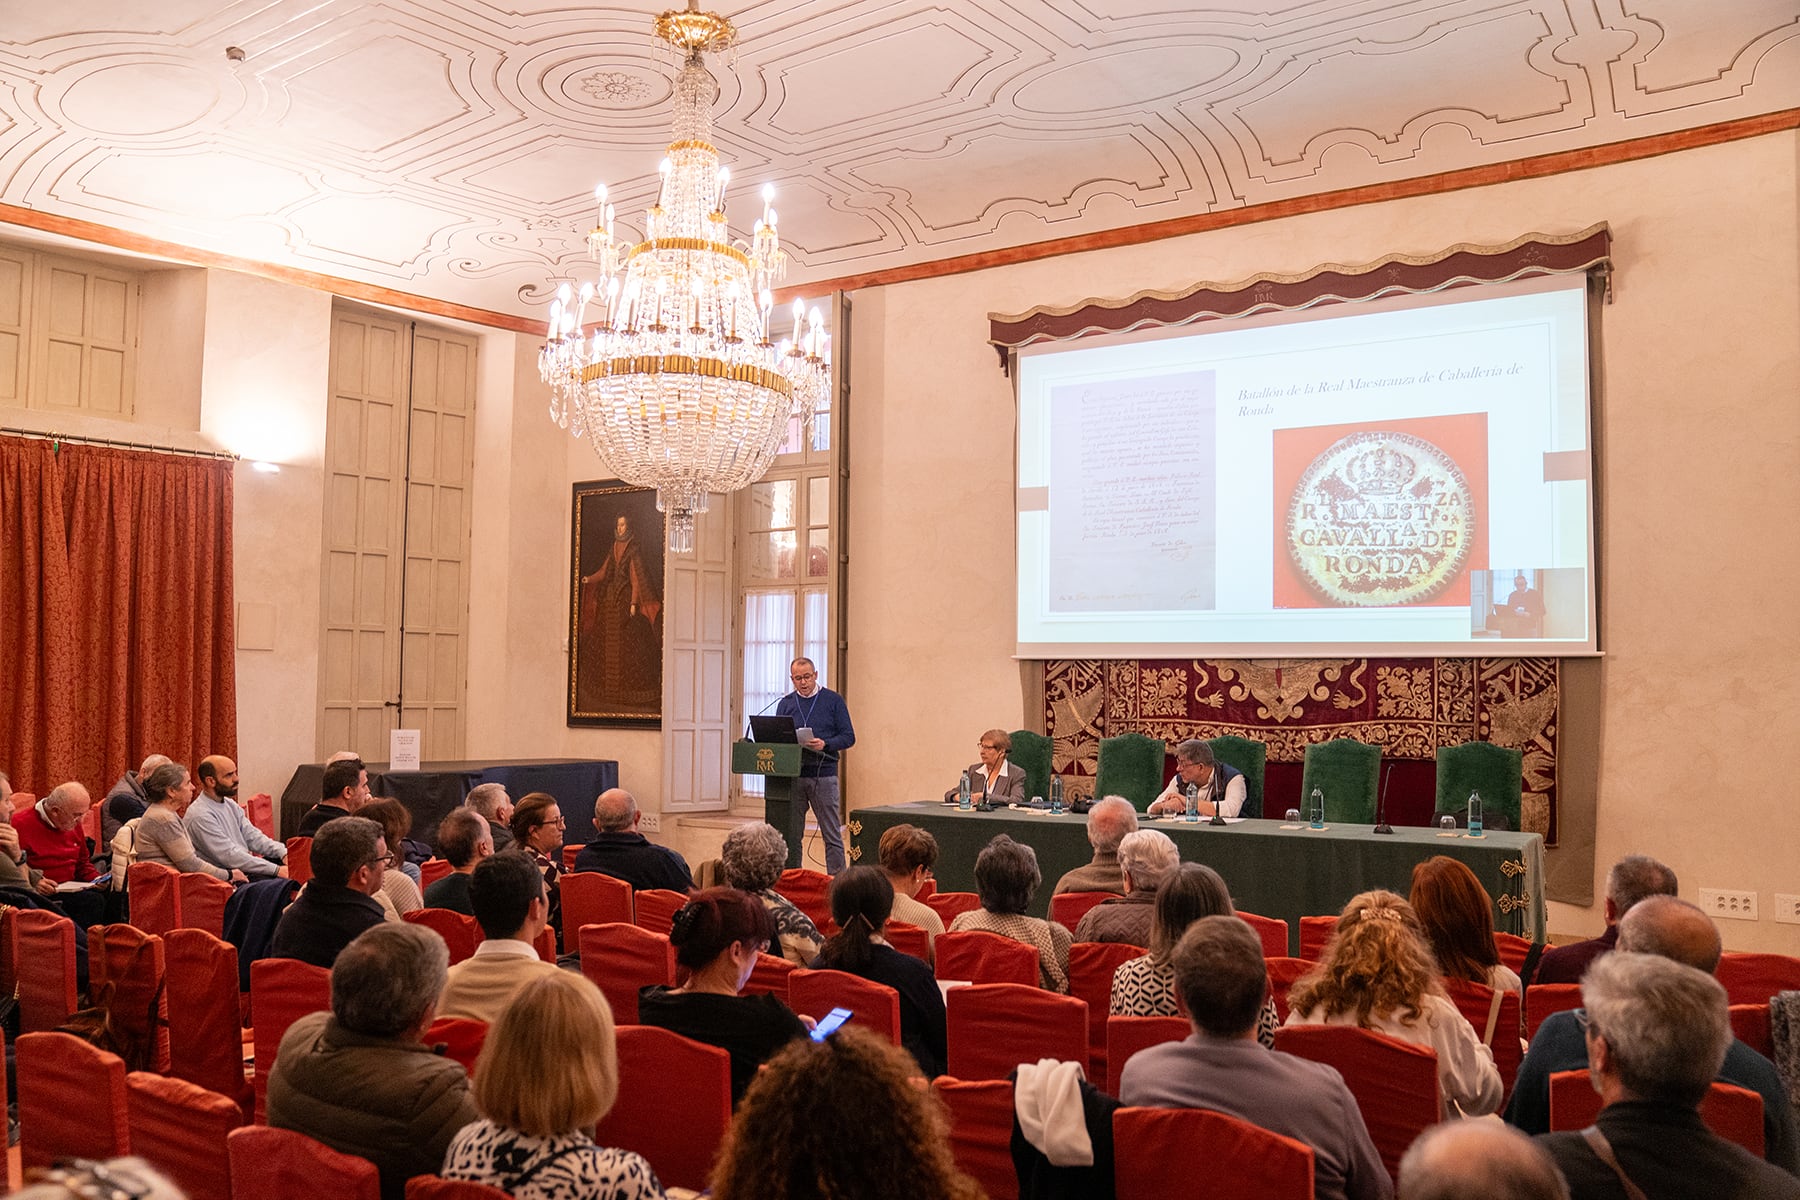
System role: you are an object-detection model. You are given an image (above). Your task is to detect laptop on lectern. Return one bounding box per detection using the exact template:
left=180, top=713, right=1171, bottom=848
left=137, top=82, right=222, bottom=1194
left=748, top=714, right=799, bottom=743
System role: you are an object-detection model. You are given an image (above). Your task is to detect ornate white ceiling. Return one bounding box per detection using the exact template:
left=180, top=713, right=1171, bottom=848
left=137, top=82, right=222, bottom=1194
left=0, top=1, right=1795, bottom=321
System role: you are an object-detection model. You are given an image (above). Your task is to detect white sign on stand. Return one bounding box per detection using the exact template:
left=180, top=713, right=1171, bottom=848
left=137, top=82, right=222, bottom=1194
left=390, top=729, right=422, bottom=772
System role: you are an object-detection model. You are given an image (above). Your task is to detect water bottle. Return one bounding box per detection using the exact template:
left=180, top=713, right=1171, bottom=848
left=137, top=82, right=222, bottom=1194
left=1467, top=790, right=1483, bottom=838
left=1050, top=775, right=1064, bottom=814
left=958, top=771, right=971, bottom=811
left=1309, top=787, right=1325, bottom=829
left=1184, top=782, right=1200, bottom=822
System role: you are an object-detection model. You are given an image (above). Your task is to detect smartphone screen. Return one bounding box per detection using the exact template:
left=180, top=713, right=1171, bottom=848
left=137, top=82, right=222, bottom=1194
left=809, top=1006, right=853, bottom=1041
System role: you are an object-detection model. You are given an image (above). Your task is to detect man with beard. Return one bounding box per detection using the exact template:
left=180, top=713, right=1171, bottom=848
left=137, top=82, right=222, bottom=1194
left=578, top=511, right=662, bottom=713
left=186, top=754, right=289, bottom=879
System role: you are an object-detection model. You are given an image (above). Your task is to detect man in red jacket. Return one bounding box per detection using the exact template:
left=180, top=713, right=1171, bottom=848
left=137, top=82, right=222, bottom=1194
left=15, top=781, right=98, bottom=883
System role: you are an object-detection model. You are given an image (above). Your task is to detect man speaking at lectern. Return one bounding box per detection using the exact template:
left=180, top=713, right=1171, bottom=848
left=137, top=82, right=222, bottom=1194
left=777, top=657, right=855, bottom=874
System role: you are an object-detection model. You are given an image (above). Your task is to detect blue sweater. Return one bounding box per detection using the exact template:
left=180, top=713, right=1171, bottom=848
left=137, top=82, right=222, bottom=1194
left=776, top=686, right=855, bottom=777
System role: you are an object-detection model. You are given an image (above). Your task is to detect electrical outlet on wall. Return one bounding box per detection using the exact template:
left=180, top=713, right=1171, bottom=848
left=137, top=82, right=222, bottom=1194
left=1772, top=894, right=1800, bottom=925
left=638, top=812, right=662, bottom=834
left=1697, top=888, right=1758, bottom=921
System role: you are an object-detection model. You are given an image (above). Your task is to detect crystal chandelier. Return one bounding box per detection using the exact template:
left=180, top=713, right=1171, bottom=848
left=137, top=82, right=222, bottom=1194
left=540, top=2, right=831, bottom=553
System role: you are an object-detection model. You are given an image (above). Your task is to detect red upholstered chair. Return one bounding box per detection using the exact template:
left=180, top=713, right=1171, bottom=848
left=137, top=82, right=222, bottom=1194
left=126, top=1071, right=245, bottom=1200
left=924, top=891, right=981, bottom=924
left=165, top=929, right=251, bottom=1112
left=245, top=793, right=276, bottom=840
left=633, top=888, right=688, bottom=936
left=561, top=844, right=582, bottom=873
left=1106, top=1015, right=1190, bottom=1096
left=88, top=922, right=171, bottom=1072
left=1264, top=957, right=1314, bottom=1024
left=0, top=905, right=17, bottom=997
left=1525, top=982, right=1584, bottom=1042
left=933, top=1077, right=1018, bottom=1200
left=1274, top=1024, right=1440, bottom=1181
left=1049, top=890, right=1114, bottom=931
left=16, top=908, right=79, bottom=1031
left=915, top=879, right=937, bottom=901
left=1113, top=1107, right=1313, bottom=1200
left=1237, top=910, right=1292, bottom=959
left=578, top=922, right=676, bottom=1024
left=743, top=951, right=797, bottom=999
left=128, top=860, right=183, bottom=936
left=1494, top=931, right=1533, bottom=974
left=250, top=957, right=332, bottom=1123
left=426, top=1017, right=489, bottom=1075
left=227, top=1125, right=381, bottom=1200
left=885, top=920, right=931, bottom=961
left=404, top=907, right=483, bottom=964
left=407, top=1178, right=512, bottom=1200
left=419, top=858, right=453, bottom=890
left=1716, top=952, right=1800, bottom=1006
left=1549, top=1071, right=1765, bottom=1156
left=178, top=872, right=235, bottom=939
left=778, top=868, right=834, bottom=930
left=17, top=1032, right=130, bottom=1171
left=1298, top=914, right=1337, bottom=960
left=947, top=982, right=1088, bottom=1080
left=283, top=837, right=312, bottom=884
left=1068, top=941, right=1143, bottom=1088
left=934, top=929, right=1039, bottom=986
left=596, top=1025, right=732, bottom=1192
left=1443, top=976, right=1522, bottom=1099
left=534, top=925, right=558, bottom=963
left=1731, top=1003, right=1774, bottom=1058
left=788, top=969, right=902, bottom=1044
left=563, top=871, right=635, bottom=937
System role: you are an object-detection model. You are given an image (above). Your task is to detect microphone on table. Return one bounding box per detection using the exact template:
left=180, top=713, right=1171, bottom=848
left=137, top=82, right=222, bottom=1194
left=744, top=692, right=784, bottom=739
left=1372, top=762, right=1395, bottom=835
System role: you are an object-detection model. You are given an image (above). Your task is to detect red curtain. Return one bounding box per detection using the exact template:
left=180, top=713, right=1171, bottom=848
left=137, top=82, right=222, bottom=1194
left=0, top=438, right=79, bottom=792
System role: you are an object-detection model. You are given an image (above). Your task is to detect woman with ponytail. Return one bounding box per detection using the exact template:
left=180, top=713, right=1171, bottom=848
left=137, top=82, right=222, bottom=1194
left=812, top=866, right=947, bottom=1076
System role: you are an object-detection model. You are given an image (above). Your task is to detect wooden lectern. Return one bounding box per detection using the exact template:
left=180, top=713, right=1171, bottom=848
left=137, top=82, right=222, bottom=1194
left=732, top=740, right=804, bottom=867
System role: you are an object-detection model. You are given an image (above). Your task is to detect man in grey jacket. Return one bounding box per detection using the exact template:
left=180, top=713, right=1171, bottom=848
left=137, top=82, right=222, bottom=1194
left=185, top=755, right=288, bottom=878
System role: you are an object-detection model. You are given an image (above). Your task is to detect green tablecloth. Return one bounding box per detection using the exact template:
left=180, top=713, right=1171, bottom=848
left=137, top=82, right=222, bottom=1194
left=848, top=802, right=1544, bottom=953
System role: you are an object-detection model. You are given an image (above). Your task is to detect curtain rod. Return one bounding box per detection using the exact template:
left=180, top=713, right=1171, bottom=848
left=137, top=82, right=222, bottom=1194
left=0, top=426, right=239, bottom=462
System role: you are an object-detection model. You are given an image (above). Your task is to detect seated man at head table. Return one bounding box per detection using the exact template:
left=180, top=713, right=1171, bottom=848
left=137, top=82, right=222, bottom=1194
left=1145, top=738, right=1245, bottom=819
left=943, top=728, right=1026, bottom=805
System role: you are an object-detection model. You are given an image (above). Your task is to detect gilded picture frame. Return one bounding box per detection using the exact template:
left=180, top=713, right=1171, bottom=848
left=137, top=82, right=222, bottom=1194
left=568, top=479, right=665, bottom=727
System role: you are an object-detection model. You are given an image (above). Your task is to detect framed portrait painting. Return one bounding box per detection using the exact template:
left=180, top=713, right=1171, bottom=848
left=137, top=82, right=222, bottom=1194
left=568, top=479, right=665, bottom=726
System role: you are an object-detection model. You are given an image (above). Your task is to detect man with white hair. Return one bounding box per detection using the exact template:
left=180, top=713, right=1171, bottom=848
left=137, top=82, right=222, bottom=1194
left=0, top=771, right=54, bottom=897
left=1074, top=828, right=1179, bottom=945
left=15, top=781, right=98, bottom=884
left=1051, top=795, right=1137, bottom=895
left=1147, top=739, right=1246, bottom=818
left=462, top=782, right=514, bottom=852
left=102, top=753, right=170, bottom=846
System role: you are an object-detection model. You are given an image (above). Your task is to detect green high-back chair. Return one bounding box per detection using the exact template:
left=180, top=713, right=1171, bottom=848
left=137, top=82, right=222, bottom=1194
left=1435, top=741, right=1523, bottom=832
left=1093, top=733, right=1167, bottom=812
left=1300, top=739, right=1382, bottom=825
left=1208, top=735, right=1267, bottom=819
left=1008, top=729, right=1054, bottom=808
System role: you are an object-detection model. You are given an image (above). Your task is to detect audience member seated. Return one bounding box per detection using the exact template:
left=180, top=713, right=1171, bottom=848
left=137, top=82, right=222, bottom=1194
left=1050, top=795, right=1136, bottom=895
left=1506, top=895, right=1798, bottom=1173
left=948, top=834, right=1073, bottom=993
left=942, top=728, right=1026, bottom=806
left=719, top=822, right=822, bottom=965
left=122, top=762, right=243, bottom=882
left=1399, top=1120, right=1569, bottom=1200
left=295, top=757, right=372, bottom=835
left=442, top=971, right=665, bottom=1199
left=1286, top=890, right=1502, bottom=1119
left=572, top=788, right=693, bottom=892
left=1534, top=952, right=1800, bottom=1198
left=185, top=753, right=288, bottom=879
left=268, top=922, right=479, bottom=1200
left=0, top=771, right=55, bottom=897
left=424, top=808, right=492, bottom=915
left=1074, top=828, right=1178, bottom=945
left=101, top=752, right=169, bottom=847
left=15, top=780, right=99, bottom=884
left=465, top=782, right=515, bottom=853
left=711, top=1026, right=983, bottom=1200
left=1119, top=916, right=1391, bottom=1200
left=270, top=816, right=390, bottom=967
left=1145, top=737, right=1246, bottom=818
left=510, top=792, right=566, bottom=941
left=878, top=823, right=945, bottom=951
left=363, top=799, right=426, bottom=916
left=437, top=851, right=561, bottom=1023
left=1410, top=854, right=1520, bottom=992
left=810, top=865, right=947, bottom=1076
left=1531, top=854, right=1676, bottom=986
left=637, top=888, right=810, bottom=1104
left=1111, top=862, right=1278, bottom=1045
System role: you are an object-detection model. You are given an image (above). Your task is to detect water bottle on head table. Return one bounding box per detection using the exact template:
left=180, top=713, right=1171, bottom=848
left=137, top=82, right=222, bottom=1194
left=1184, top=782, right=1199, bottom=823
left=1050, top=775, right=1064, bottom=814
left=1467, top=790, right=1483, bottom=837
left=1309, top=787, right=1325, bottom=830
left=958, top=771, right=971, bottom=811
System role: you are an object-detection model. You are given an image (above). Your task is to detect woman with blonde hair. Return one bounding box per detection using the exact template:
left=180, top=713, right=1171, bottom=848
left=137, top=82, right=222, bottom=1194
left=711, top=1026, right=983, bottom=1200
left=1285, top=889, right=1502, bottom=1118
left=441, top=971, right=665, bottom=1199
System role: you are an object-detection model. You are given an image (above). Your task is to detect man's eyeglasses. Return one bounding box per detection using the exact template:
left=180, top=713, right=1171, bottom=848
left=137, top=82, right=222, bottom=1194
left=791, top=672, right=816, bottom=682
left=364, top=852, right=398, bottom=870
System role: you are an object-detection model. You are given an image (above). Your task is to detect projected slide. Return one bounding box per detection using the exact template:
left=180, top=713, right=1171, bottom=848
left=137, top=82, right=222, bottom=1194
left=1015, top=277, right=1595, bottom=657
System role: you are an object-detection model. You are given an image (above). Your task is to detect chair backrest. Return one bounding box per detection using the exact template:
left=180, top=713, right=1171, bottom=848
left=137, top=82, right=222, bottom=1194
left=1008, top=729, right=1054, bottom=810
left=250, top=957, right=333, bottom=1123
left=633, top=888, right=688, bottom=936
left=1434, top=740, right=1523, bottom=831
left=1237, top=910, right=1291, bottom=958
left=1049, top=890, right=1114, bottom=931
left=777, top=868, right=834, bottom=930
left=1297, top=915, right=1336, bottom=961
left=17, top=1031, right=130, bottom=1171
left=1525, top=982, right=1584, bottom=1042
left=16, top=908, right=79, bottom=1031
left=1113, top=1107, right=1313, bottom=1200
left=1301, top=738, right=1382, bottom=825
left=1730, top=1002, right=1774, bottom=1058
left=164, top=929, right=250, bottom=1108
left=788, top=968, right=902, bottom=1044
left=128, top=860, right=183, bottom=935
left=227, top=1125, right=381, bottom=1200
left=743, top=950, right=798, bottom=999
left=924, top=890, right=981, bottom=924
left=407, top=1178, right=513, bottom=1200
left=885, top=920, right=931, bottom=961
left=935, top=929, right=1039, bottom=986
left=596, top=1025, right=732, bottom=1192
left=933, top=1077, right=1018, bottom=1200
left=1493, top=930, right=1533, bottom=973
left=534, top=925, right=558, bottom=963
left=1273, top=1024, right=1440, bottom=1181
left=419, top=857, right=453, bottom=890
left=577, top=922, right=676, bottom=1024
left=1094, top=732, right=1167, bottom=811
left=125, top=1070, right=244, bottom=1200
left=561, top=844, right=582, bottom=873
left=563, top=870, right=635, bottom=936
left=0, top=904, right=16, bottom=996
left=947, top=982, right=1088, bottom=1080
left=88, top=922, right=171, bottom=1072
left=425, top=1016, right=490, bottom=1074
left=1264, top=957, right=1313, bottom=1024
left=284, top=837, right=313, bottom=884
left=245, top=792, right=276, bottom=839
left=404, top=907, right=484, bottom=963
left=1208, top=734, right=1267, bottom=819
left=176, top=872, right=235, bottom=939
left=1068, top=941, right=1145, bottom=1088
left=1106, top=1015, right=1190, bottom=1096
left=1716, top=952, right=1800, bottom=1006
left=1548, top=1071, right=1765, bottom=1156
left=1442, top=976, right=1522, bottom=1099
